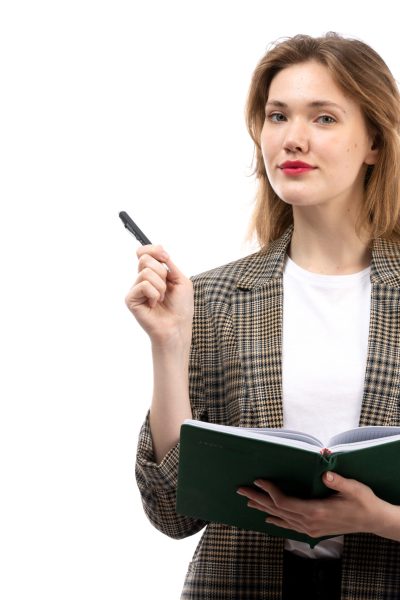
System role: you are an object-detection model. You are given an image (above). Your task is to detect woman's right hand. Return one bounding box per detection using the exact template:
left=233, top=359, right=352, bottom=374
left=125, top=244, right=194, bottom=347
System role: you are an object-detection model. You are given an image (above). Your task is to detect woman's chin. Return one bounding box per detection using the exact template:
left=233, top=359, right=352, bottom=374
left=279, top=195, right=319, bottom=208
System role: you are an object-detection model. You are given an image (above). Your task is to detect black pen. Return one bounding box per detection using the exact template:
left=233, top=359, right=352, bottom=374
left=119, top=211, right=152, bottom=245
left=119, top=211, right=170, bottom=271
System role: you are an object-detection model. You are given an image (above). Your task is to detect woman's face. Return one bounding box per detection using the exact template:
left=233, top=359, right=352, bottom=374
left=260, top=60, right=378, bottom=212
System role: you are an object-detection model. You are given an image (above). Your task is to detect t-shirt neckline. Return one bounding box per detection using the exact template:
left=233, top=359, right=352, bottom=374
left=285, top=254, right=371, bottom=286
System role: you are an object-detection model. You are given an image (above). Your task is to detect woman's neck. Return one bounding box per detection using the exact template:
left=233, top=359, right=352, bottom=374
left=289, top=214, right=372, bottom=275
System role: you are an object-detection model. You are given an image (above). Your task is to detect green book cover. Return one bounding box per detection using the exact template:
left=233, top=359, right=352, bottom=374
left=176, top=420, right=400, bottom=547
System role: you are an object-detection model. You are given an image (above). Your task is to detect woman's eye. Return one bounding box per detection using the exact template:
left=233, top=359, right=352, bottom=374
left=317, top=115, right=336, bottom=124
left=268, top=113, right=286, bottom=122
left=266, top=113, right=336, bottom=125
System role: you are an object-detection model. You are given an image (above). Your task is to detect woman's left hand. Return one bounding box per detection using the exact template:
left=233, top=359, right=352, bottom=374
left=237, top=472, right=399, bottom=539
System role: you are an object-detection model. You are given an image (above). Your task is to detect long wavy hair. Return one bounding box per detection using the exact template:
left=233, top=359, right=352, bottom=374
left=244, top=32, right=400, bottom=250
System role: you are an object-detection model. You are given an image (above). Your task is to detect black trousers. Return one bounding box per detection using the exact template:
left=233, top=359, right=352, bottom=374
left=282, top=550, right=342, bottom=600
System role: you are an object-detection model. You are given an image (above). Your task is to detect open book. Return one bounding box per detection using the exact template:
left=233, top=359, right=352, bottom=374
left=176, top=420, right=400, bottom=547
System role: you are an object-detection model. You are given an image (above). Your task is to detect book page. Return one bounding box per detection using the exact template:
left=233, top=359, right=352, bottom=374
left=249, top=427, right=322, bottom=446
left=329, top=426, right=400, bottom=451
left=183, top=419, right=323, bottom=450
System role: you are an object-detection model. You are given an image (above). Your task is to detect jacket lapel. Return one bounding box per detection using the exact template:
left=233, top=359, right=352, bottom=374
left=359, top=236, right=400, bottom=426
left=231, top=226, right=400, bottom=430
left=232, top=226, right=293, bottom=429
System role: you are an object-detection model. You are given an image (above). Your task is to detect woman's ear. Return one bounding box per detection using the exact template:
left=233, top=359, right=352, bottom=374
left=371, top=132, right=380, bottom=150
left=366, top=132, right=380, bottom=165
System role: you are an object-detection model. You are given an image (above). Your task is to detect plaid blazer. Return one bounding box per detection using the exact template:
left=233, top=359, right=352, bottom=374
left=136, top=224, right=400, bottom=599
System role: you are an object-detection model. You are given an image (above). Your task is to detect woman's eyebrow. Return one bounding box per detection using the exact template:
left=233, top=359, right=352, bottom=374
left=265, top=99, right=346, bottom=114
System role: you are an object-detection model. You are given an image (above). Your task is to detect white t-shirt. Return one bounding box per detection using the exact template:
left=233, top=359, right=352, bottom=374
left=282, top=253, right=371, bottom=558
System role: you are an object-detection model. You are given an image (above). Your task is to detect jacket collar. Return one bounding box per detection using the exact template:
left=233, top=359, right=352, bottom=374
left=236, top=224, right=400, bottom=289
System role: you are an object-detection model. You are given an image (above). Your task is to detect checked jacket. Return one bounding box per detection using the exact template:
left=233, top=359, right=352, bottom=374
left=135, top=224, right=400, bottom=599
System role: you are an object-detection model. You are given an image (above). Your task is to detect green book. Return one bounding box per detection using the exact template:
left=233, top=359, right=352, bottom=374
left=176, top=419, right=400, bottom=547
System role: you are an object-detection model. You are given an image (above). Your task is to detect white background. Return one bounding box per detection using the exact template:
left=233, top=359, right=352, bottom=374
left=1, top=1, right=399, bottom=598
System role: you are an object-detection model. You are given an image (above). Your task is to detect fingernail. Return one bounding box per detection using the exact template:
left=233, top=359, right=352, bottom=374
left=254, top=480, right=264, bottom=487
left=236, top=489, right=246, bottom=496
left=325, top=472, right=334, bottom=482
left=161, top=251, right=169, bottom=260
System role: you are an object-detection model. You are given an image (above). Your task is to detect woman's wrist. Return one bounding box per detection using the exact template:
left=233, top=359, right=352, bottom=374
left=371, top=500, right=400, bottom=542
left=151, top=329, right=192, bottom=355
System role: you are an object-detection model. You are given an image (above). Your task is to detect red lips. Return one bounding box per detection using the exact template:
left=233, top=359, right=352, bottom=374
left=279, top=161, right=315, bottom=168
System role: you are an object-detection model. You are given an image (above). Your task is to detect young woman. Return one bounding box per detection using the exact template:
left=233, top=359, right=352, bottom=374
left=126, top=32, right=400, bottom=599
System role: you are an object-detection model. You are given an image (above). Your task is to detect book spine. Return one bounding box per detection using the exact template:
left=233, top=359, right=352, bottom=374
left=320, top=448, right=332, bottom=459
left=311, top=451, right=338, bottom=497
left=321, top=448, right=338, bottom=470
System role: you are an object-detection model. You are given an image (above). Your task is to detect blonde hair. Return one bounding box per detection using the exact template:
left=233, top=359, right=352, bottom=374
left=244, top=32, right=400, bottom=250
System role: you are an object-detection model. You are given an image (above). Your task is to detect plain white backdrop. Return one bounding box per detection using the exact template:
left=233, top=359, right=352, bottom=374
left=1, top=1, right=399, bottom=598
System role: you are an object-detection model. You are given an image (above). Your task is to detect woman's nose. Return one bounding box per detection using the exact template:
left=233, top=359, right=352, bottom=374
left=283, top=119, right=309, bottom=153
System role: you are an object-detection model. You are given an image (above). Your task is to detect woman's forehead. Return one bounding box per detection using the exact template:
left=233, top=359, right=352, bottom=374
left=267, top=62, right=357, bottom=112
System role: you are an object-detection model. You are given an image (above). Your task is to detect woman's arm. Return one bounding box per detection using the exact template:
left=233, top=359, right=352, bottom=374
left=149, top=337, right=192, bottom=465
left=127, top=245, right=208, bottom=538
left=135, top=339, right=208, bottom=539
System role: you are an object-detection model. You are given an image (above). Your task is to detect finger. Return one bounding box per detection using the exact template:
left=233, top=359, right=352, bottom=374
left=247, top=499, right=276, bottom=512
left=136, top=267, right=167, bottom=302
left=247, top=500, right=292, bottom=517
left=265, top=517, right=289, bottom=528
left=136, top=263, right=167, bottom=288
left=238, top=484, right=309, bottom=520
left=137, top=249, right=186, bottom=285
left=253, top=480, right=292, bottom=508
left=136, top=244, right=169, bottom=262
left=125, top=279, right=162, bottom=310
left=253, top=480, right=306, bottom=514
left=137, top=252, right=169, bottom=279
left=238, top=485, right=298, bottom=517
left=243, top=495, right=310, bottom=532
left=237, top=486, right=272, bottom=506
left=257, top=506, right=308, bottom=532
left=265, top=516, right=303, bottom=531
left=247, top=499, right=304, bottom=523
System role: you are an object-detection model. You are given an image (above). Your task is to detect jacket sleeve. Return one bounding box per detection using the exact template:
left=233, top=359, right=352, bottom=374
left=135, top=280, right=209, bottom=539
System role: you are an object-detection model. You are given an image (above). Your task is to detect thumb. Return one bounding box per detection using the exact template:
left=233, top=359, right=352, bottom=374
left=323, top=471, right=361, bottom=495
